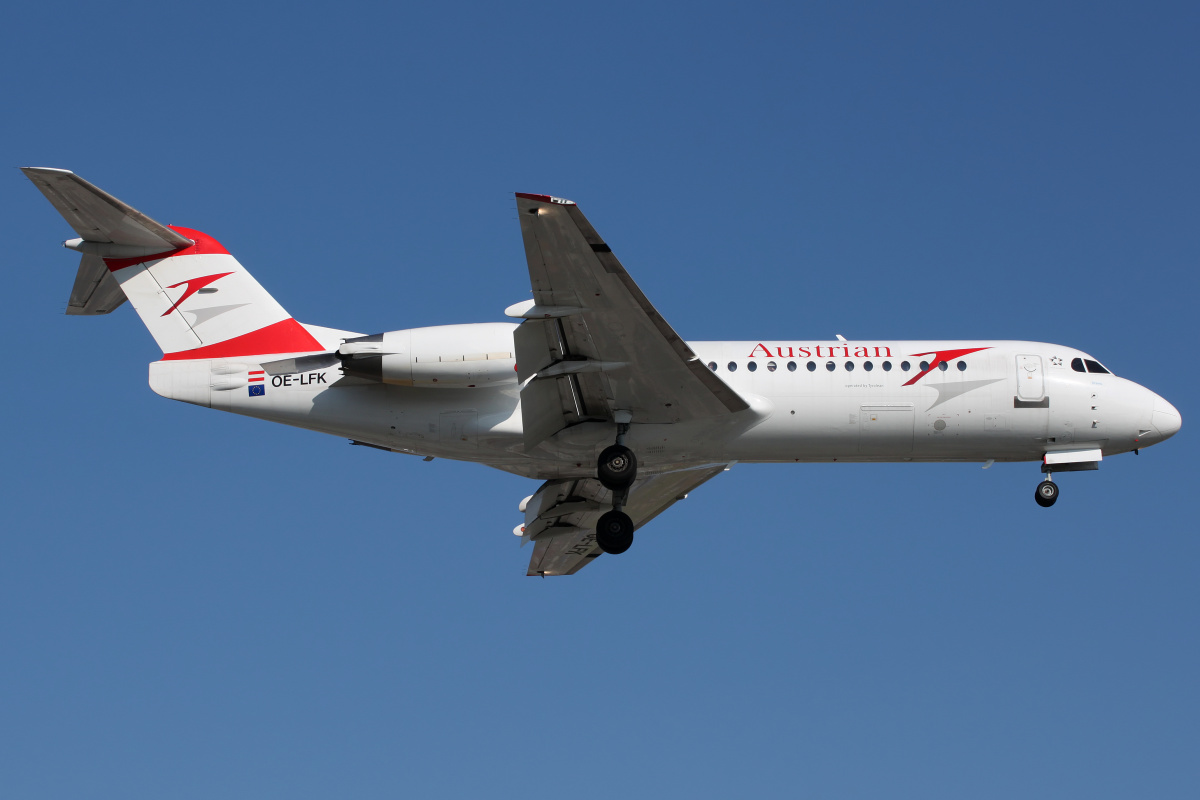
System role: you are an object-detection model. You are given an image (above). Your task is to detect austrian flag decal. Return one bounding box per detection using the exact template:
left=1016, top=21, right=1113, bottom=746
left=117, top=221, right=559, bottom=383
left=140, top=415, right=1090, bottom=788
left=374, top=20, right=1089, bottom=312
left=248, top=370, right=265, bottom=397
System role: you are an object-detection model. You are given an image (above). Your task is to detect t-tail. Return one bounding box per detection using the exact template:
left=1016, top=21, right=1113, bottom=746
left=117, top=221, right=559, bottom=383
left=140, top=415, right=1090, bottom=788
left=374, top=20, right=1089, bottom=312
left=23, top=168, right=324, bottom=360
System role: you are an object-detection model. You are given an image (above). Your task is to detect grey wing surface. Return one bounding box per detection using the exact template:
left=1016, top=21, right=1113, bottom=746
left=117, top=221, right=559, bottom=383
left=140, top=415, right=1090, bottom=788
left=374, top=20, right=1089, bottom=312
left=525, top=464, right=729, bottom=576
left=511, top=193, right=747, bottom=448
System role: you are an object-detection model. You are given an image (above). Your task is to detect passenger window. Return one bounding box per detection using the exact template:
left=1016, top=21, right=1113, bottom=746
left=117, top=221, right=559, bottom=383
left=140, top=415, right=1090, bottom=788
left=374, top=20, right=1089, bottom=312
left=863, top=361, right=873, bottom=371
left=708, top=361, right=717, bottom=371
left=920, top=361, right=929, bottom=371
left=882, top=361, right=892, bottom=371
left=767, top=361, right=777, bottom=372
left=901, top=361, right=910, bottom=371
left=1071, top=357, right=1086, bottom=373
left=747, top=361, right=757, bottom=372
left=957, top=361, right=966, bottom=371
left=845, top=361, right=855, bottom=372
left=1085, top=359, right=1110, bottom=374
left=787, top=361, right=797, bottom=372
left=938, top=361, right=948, bottom=371
left=826, top=361, right=836, bottom=371
left=727, top=361, right=737, bottom=372
left=807, top=361, right=816, bottom=372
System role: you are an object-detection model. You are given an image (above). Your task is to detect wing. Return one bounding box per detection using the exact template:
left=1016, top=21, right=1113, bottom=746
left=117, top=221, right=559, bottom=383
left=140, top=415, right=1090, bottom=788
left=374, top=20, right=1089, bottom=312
left=524, top=464, right=729, bottom=576
left=510, top=193, right=748, bottom=448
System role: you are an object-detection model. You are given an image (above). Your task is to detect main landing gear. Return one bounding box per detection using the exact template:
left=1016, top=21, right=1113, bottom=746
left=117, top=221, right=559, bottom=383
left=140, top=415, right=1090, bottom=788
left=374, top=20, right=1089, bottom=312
left=595, top=422, right=637, bottom=555
left=1034, top=472, right=1059, bottom=508
left=596, top=509, right=635, bottom=554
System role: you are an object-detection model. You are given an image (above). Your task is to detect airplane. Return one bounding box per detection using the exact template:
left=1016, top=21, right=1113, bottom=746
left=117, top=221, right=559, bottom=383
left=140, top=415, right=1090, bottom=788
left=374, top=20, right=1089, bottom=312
left=24, top=168, right=1182, bottom=576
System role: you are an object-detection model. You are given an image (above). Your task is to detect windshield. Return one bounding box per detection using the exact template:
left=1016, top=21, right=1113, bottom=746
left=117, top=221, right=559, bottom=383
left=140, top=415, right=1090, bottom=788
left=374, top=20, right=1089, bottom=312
left=1070, top=356, right=1111, bottom=375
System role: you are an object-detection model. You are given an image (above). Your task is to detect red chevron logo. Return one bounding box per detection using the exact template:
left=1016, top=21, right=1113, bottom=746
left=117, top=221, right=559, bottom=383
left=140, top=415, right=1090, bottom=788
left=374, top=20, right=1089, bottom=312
left=902, top=347, right=991, bottom=386
left=161, top=272, right=235, bottom=317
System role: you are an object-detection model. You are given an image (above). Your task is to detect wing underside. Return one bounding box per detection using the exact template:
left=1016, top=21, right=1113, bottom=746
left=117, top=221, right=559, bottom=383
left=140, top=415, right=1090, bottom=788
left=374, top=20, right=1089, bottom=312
left=526, top=464, right=729, bottom=576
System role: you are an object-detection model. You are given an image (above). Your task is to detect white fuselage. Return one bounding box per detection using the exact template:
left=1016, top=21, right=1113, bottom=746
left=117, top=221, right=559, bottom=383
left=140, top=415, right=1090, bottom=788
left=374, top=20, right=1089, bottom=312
left=148, top=323, right=1181, bottom=481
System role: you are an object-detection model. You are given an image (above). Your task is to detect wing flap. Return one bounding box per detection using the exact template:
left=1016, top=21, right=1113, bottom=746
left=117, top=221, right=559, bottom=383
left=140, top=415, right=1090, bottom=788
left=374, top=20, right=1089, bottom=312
left=525, top=464, right=730, bottom=576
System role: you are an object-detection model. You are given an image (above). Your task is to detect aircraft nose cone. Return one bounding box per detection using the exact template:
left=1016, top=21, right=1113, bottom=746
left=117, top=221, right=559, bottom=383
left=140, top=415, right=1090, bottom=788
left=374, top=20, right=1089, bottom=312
left=1152, top=395, right=1182, bottom=441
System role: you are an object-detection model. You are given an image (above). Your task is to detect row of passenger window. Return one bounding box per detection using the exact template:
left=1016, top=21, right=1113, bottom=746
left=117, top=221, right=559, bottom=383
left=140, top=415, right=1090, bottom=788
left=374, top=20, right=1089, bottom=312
left=1071, top=357, right=1110, bottom=374
left=708, top=359, right=970, bottom=373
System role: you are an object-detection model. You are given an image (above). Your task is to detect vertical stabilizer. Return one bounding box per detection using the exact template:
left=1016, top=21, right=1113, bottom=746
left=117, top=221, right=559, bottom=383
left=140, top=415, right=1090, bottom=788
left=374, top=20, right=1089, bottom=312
left=24, top=168, right=324, bottom=359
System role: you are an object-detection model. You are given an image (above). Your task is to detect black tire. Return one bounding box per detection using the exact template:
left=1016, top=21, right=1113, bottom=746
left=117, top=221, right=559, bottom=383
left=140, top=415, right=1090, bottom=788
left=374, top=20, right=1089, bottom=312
left=1035, top=480, right=1058, bottom=507
left=597, top=444, right=637, bottom=489
left=595, top=510, right=635, bottom=554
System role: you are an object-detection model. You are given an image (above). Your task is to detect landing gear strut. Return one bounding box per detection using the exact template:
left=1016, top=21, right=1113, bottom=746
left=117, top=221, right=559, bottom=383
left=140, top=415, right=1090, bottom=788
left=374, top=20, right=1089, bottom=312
left=595, top=420, right=637, bottom=555
left=1034, top=476, right=1059, bottom=507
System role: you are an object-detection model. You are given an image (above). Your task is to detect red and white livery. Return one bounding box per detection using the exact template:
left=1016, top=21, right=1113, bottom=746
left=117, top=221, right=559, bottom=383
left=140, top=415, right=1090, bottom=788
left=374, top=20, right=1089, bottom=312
left=25, top=169, right=1181, bottom=575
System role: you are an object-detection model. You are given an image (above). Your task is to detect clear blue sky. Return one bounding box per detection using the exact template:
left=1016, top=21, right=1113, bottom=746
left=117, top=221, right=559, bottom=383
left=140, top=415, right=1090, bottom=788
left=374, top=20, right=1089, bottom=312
left=3, top=3, right=1197, bottom=798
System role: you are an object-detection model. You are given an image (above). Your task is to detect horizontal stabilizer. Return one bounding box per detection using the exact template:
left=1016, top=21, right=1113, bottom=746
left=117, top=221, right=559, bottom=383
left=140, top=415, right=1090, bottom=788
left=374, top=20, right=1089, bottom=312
left=21, top=168, right=193, bottom=250
left=66, top=254, right=127, bottom=315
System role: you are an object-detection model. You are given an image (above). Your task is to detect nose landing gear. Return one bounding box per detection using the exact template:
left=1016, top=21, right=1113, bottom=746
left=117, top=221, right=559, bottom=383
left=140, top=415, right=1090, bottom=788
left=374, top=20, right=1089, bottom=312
left=1034, top=476, right=1059, bottom=507
left=595, top=420, right=638, bottom=555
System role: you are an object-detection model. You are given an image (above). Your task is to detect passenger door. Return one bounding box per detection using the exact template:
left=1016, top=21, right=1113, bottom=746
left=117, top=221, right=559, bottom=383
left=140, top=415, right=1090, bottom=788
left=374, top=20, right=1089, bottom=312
left=1015, top=355, right=1045, bottom=402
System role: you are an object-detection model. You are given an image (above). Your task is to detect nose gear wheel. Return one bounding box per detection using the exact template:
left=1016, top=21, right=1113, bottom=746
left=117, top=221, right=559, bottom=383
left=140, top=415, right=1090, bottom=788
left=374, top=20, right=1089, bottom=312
left=1034, top=479, right=1059, bottom=507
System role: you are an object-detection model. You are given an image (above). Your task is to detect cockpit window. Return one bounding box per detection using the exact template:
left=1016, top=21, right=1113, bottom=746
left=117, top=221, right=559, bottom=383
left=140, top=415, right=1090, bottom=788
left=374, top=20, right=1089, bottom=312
left=1073, top=356, right=1112, bottom=375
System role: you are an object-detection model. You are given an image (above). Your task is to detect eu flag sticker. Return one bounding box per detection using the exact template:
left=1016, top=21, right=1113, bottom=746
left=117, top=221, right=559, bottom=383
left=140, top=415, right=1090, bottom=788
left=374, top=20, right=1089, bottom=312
left=249, top=384, right=266, bottom=397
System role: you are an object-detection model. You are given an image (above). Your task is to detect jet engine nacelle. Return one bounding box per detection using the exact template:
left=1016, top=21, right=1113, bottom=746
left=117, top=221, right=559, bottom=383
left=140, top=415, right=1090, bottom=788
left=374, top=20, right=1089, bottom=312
left=337, top=323, right=518, bottom=388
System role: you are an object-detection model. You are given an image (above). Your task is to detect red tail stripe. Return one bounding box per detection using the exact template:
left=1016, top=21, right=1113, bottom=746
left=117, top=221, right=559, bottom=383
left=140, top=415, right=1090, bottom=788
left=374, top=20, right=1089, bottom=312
left=103, top=227, right=231, bottom=271
left=162, top=319, right=323, bottom=361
